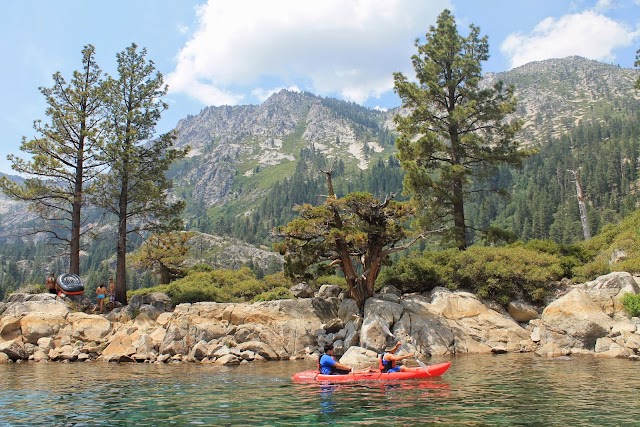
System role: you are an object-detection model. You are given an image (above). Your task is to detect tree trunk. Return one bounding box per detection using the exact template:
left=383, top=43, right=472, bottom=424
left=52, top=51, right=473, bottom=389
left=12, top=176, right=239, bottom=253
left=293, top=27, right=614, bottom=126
left=450, top=131, right=467, bottom=250
left=70, top=103, right=87, bottom=275
left=452, top=176, right=467, bottom=250
left=70, top=151, right=84, bottom=275
left=569, top=169, right=591, bottom=240
left=350, top=277, right=369, bottom=315
left=159, top=263, right=171, bottom=285
left=70, top=199, right=81, bottom=275
left=115, top=181, right=128, bottom=305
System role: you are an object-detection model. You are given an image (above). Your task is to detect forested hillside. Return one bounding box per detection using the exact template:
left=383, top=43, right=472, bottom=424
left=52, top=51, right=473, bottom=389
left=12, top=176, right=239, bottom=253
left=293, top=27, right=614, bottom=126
left=468, top=110, right=640, bottom=243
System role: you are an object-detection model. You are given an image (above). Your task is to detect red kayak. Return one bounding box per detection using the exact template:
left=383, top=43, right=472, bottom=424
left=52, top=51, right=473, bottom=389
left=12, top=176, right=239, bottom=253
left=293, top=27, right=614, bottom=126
left=292, top=361, right=451, bottom=382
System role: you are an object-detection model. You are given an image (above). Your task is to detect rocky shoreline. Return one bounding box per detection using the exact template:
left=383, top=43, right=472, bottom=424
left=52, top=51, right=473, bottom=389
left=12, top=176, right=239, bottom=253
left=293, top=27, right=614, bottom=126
left=1, top=272, right=639, bottom=366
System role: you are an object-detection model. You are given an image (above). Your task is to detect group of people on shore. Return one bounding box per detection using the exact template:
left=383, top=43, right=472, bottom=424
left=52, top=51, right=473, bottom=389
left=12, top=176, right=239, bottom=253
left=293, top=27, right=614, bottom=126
left=45, top=273, right=115, bottom=314
left=319, top=341, right=417, bottom=375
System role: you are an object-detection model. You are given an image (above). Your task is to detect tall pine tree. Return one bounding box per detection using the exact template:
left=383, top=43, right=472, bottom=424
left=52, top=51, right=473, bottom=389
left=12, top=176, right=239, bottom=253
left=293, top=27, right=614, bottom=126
left=92, top=44, right=188, bottom=304
left=0, top=45, right=104, bottom=274
left=393, top=9, right=529, bottom=250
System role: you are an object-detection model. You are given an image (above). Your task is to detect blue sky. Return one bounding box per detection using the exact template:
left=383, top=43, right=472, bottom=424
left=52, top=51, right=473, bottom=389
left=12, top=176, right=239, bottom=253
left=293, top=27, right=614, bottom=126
left=1, top=0, right=639, bottom=174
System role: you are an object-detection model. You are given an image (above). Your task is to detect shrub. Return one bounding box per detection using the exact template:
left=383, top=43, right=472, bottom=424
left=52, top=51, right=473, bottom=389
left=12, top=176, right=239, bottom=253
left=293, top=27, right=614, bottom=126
left=128, top=267, right=296, bottom=305
left=312, top=275, right=347, bottom=289
left=621, top=293, right=640, bottom=317
left=14, top=284, right=45, bottom=294
left=262, top=271, right=294, bottom=289
left=253, top=286, right=293, bottom=302
left=572, top=210, right=640, bottom=281
left=189, top=264, right=214, bottom=273
left=377, top=252, right=452, bottom=293
left=379, top=245, right=564, bottom=305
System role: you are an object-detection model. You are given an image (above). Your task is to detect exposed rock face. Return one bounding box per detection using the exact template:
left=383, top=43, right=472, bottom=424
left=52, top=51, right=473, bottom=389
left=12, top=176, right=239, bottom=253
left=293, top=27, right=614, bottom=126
left=1, top=272, right=639, bottom=364
left=540, top=290, right=614, bottom=349
left=577, top=272, right=640, bottom=318
left=536, top=272, right=639, bottom=356
left=171, top=89, right=392, bottom=210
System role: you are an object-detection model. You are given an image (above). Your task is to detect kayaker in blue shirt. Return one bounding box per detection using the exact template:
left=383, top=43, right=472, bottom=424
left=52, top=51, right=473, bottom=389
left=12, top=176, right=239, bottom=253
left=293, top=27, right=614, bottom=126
left=319, top=345, right=353, bottom=375
left=380, top=342, right=415, bottom=373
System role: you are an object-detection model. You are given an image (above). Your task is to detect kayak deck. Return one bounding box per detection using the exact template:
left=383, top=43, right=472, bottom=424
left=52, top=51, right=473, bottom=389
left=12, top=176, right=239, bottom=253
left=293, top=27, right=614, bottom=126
left=292, top=361, right=451, bottom=382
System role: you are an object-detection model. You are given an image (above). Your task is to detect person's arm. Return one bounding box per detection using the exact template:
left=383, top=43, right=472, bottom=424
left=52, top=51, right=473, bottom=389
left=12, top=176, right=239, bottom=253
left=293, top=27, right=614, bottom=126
left=385, top=352, right=414, bottom=363
left=333, top=361, right=352, bottom=371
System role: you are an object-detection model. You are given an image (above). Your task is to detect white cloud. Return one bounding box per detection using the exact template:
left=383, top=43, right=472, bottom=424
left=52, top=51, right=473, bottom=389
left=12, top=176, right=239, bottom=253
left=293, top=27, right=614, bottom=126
left=167, top=0, right=451, bottom=106
left=501, top=10, right=640, bottom=69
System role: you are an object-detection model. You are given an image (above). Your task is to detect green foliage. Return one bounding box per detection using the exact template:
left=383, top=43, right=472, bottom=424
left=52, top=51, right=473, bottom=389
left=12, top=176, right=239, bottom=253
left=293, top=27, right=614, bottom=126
left=635, top=48, right=640, bottom=91
left=128, top=267, right=294, bottom=305
left=0, top=45, right=105, bottom=275
left=379, top=245, right=564, bottom=305
left=261, top=271, right=294, bottom=289
left=312, top=275, right=348, bottom=289
left=91, top=43, right=188, bottom=303
left=394, top=9, right=529, bottom=250
left=252, top=286, right=293, bottom=302
left=377, top=252, right=452, bottom=293
left=485, top=114, right=640, bottom=246
left=130, top=231, right=195, bottom=284
left=189, top=264, right=214, bottom=273
left=572, top=209, right=640, bottom=282
left=621, top=293, right=640, bottom=317
left=14, top=284, right=45, bottom=295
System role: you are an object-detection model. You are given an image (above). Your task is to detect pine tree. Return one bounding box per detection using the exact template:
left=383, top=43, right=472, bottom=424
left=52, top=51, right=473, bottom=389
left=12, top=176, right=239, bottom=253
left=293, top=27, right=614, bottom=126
left=0, top=45, right=105, bottom=274
left=393, top=9, right=530, bottom=250
left=91, top=44, right=188, bottom=304
left=274, top=170, right=419, bottom=314
left=130, top=231, right=195, bottom=284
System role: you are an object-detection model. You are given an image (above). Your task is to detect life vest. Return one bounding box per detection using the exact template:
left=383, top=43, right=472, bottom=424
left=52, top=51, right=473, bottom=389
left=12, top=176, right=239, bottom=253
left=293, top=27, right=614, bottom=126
left=318, top=354, right=335, bottom=374
left=379, top=353, right=395, bottom=373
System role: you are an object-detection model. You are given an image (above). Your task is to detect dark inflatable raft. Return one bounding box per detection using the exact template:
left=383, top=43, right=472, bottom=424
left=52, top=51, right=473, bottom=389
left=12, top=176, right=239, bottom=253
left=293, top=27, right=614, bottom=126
left=56, top=273, right=85, bottom=295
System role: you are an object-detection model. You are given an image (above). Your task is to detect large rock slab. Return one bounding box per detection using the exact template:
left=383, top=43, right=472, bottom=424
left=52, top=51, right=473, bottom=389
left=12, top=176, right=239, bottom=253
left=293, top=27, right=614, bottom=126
left=540, top=289, right=614, bottom=350
left=0, top=316, right=22, bottom=342
left=20, top=313, right=68, bottom=344
left=339, top=345, right=378, bottom=369
left=427, top=288, right=530, bottom=353
left=3, top=299, right=70, bottom=318
left=160, top=299, right=337, bottom=359
left=67, top=313, right=112, bottom=342
left=576, top=272, right=640, bottom=318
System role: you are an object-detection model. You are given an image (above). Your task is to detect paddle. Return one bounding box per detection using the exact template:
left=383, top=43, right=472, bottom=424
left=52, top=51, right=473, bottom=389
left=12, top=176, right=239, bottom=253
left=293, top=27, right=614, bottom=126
left=379, top=322, right=427, bottom=368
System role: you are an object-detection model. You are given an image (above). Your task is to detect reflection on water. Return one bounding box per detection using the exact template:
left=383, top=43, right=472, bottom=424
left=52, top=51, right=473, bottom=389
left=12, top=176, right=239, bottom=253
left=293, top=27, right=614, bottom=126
left=0, top=354, right=638, bottom=426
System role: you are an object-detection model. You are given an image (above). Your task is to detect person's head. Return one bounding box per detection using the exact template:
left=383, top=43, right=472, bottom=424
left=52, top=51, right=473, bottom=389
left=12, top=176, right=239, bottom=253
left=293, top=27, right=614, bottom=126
left=49, top=272, right=54, bottom=277
left=99, top=283, right=105, bottom=288
left=109, top=277, right=113, bottom=282
left=324, top=344, right=334, bottom=355
left=385, top=342, right=401, bottom=353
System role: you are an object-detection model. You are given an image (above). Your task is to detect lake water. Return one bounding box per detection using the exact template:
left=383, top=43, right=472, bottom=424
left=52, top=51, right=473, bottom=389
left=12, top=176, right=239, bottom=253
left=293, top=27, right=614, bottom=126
left=0, top=353, right=638, bottom=426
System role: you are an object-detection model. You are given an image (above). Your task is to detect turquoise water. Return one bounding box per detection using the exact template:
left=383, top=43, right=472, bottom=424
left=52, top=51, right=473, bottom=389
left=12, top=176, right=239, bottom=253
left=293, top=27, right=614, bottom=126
left=0, top=353, right=638, bottom=426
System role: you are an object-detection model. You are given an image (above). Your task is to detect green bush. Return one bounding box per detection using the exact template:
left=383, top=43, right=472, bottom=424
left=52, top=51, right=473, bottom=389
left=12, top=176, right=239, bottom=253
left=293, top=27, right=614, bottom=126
left=379, top=245, right=564, bottom=305
left=253, top=286, right=293, bottom=302
left=128, top=267, right=294, bottom=306
left=572, top=210, right=640, bottom=282
left=313, top=275, right=347, bottom=289
left=621, top=293, right=640, bottom=317
left=377, top=251, right=452, bottom=293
